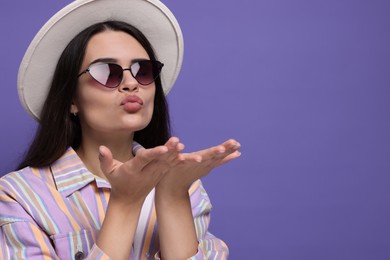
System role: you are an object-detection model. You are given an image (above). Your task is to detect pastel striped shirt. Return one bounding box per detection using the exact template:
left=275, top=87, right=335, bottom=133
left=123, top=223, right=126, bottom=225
left=0, top=147, right=228, bottom=259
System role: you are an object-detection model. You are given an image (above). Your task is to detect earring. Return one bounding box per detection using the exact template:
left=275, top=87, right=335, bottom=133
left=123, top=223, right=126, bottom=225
left=72, top=112, right=78, bottom=117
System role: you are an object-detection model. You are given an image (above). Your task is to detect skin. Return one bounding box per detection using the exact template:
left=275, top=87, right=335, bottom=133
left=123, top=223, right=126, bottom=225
left=73, top=30, right=241, bottom=260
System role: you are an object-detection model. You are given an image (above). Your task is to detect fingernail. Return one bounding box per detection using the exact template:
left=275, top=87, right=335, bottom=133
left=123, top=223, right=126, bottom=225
left=98, top=146, right=105, bottom=158
left=177, top=143, right=185, bottom=151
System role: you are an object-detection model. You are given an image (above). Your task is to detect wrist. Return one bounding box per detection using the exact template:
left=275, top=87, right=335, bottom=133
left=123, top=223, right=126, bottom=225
left=108, top=193, right=145, bottom=213
left=155, top=185, right=189, bottom=201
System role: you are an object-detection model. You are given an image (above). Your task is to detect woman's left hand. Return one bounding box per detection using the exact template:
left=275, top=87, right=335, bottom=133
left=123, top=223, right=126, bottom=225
left=155, top=137, right=241, bottom=196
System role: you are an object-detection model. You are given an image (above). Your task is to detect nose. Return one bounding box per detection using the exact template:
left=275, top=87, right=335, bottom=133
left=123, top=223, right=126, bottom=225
left=118, top=69, right=139, bottom=92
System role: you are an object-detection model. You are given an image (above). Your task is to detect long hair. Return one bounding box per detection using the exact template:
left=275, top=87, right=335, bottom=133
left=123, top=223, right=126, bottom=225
left=17, top=21, right=171, bottom=169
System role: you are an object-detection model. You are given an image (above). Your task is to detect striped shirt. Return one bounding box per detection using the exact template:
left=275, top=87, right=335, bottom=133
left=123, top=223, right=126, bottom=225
left=0, top=147, right=228, bottom=259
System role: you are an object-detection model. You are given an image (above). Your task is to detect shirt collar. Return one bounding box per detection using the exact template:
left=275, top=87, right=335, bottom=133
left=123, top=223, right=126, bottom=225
left=50, top=142, right=143, bottom=197
left=50, top=147, right=110, bottom=197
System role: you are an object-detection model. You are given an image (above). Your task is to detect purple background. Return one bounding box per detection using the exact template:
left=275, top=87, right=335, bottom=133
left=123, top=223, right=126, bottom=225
left=1, top=1, right=390, bottom=259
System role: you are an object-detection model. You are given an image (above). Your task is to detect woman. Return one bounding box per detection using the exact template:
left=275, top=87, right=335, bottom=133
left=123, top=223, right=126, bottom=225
left=0, top=1, right=240, bottom=259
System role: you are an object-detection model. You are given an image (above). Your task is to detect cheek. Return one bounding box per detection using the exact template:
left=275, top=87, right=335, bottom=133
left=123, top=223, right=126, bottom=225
left=75, top=77, right=117, bottom=109
left=145, top=89, right=156, bottom=112
left=86, top=77, right=115, bottom=91
left=75, top=88, right=112, bottom=115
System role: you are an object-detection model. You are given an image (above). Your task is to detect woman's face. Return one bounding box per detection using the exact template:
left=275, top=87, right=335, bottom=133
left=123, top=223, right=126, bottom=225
left=73, top=30, right=156, bottom=137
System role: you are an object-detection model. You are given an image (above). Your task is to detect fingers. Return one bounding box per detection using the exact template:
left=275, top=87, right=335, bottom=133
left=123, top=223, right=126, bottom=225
left=99, top=138, right=181, bottom=177
left=185, top=139, right=241, bottom=162
left=212, top=139, right=241, bottom=165
left=218, top=150, right=241, bottom=165
left=165, top=136, right=181, bottom=150
left=164, top=137, right=185, bottom=162
left=133, top=145, right=168, bottom=171
left=202, top=140, right=241, bottom=167
left=215, top=139, right=241, bottom=158
left=189, top=141, right=240, bottom=174
left=164, top=136, right=201, bottom=162
left=99, top=138, right=240, bottom=183
left=99, top=145, right=115, bottom=176
left=220, top=139, right=241, bottom=153
left=99, top=144, right=169, bottom=177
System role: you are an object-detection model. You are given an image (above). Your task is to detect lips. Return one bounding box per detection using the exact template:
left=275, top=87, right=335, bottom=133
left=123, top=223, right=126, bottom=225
left=121, top=95, right=144, bottom=113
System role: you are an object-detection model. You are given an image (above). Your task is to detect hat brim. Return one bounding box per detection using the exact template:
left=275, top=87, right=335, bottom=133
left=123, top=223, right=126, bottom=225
left=18, top=0, right=183, bottom=120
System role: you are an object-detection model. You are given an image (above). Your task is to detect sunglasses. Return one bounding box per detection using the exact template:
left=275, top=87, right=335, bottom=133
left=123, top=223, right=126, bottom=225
left=78, top=60, right=164, bottom=88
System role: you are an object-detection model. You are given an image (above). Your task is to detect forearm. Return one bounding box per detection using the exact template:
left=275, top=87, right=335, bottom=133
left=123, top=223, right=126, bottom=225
left=155, top=188, right=198, bottom=260
left=96, top=198, right=142, bottom=260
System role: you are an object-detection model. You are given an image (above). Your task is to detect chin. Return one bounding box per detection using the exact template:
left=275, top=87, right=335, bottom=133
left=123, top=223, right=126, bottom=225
left=122, top=119, right=151, bottom=132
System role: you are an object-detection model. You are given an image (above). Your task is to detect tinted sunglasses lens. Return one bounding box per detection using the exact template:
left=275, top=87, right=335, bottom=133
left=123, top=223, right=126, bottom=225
left=89, top=63, right=123, bottom=88
left=131, top=61, right=163, bottom=85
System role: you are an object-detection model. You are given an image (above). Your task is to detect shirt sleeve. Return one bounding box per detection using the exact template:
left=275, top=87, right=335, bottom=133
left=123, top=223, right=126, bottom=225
left=188, top=180, right=229, bottom=259
left=154, top=180, right=229, bottom=260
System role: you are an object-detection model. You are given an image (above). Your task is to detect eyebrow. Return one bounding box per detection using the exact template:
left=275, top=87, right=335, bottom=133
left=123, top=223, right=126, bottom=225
left=89, top=58, right=118, bottom=66
left=89, top=57, right=151, bottom=66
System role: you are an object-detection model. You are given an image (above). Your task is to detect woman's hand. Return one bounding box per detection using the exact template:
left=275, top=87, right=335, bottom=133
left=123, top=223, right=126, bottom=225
left=98, top=144, right=175, bottom=206
left=98, top=137, right=241, bottom=201
left=156, top=137, right=241, bottom=196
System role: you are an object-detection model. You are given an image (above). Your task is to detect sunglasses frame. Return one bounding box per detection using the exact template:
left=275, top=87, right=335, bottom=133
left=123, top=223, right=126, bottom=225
left=78, top=60, right=164, bottom=88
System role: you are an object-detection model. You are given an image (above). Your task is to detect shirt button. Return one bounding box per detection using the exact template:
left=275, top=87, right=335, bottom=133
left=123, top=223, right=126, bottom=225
left=75, top=251, right=84, bottom=260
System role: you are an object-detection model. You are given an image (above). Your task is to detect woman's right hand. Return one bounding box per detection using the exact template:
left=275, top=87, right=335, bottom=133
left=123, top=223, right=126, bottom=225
left=98, top=144, right=174, bottom=206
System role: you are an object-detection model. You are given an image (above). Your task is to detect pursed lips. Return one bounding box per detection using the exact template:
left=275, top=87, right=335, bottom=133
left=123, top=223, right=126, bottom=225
left=121, top=95, right=144, bottom=105
left=120, top=95, right=144, bottom=113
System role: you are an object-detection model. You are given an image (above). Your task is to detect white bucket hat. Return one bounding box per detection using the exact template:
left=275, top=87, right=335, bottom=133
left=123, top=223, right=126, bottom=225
left=17, top=0, right=184, bottom=120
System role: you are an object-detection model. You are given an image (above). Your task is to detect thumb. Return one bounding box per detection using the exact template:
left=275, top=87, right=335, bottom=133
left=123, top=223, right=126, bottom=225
left=98, top=145, right=115, bottom=177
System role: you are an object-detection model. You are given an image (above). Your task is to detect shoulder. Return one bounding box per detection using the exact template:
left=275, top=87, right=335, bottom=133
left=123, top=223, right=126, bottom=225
left=0, top=168, right=30, bottom=191
left=0, top=166, right=58, bottom=225
left=0, top=166, right=53, bottom=197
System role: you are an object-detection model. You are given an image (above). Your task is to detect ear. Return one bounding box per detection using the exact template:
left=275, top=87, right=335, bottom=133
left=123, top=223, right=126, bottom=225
left=70, top=101, right=79, bottom=114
